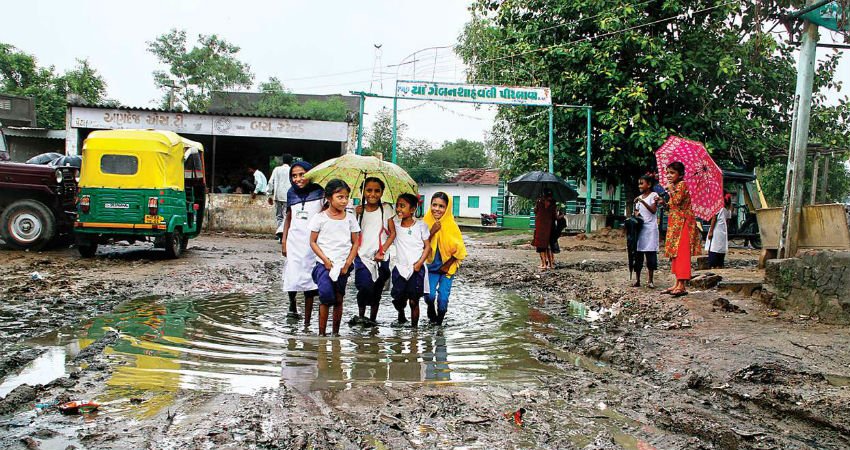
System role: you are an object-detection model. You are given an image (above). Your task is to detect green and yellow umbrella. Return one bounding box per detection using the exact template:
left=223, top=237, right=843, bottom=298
left=304, top=154, right=417, bottom=204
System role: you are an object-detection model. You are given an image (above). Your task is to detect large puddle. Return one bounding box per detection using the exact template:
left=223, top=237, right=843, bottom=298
left=1, top=284, right=576, bottom=399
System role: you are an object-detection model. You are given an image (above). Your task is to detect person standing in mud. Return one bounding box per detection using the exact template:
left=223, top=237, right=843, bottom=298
left=532, top=189, right=556, bottom=270
left=424, top=192, right=467, bottom=326
left=632, top=174, right=660, bottom=288
left=390, top=193, right=431, bottom=328
left=657, top=162, right=701, bottom=296
left=281, top=161, right=324, bottom=327
left=352, top=177, right=396, bottom=326
left=309, top=179, right=361, bottom=336
left=705, top=193, right=732, bottom=268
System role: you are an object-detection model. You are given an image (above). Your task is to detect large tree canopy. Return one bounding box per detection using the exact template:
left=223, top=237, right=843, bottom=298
left=0, top=44, right=108, bottom=129
left=148, top=29, right=254, bottom=111
left=457, top=0, right=850, bottom=183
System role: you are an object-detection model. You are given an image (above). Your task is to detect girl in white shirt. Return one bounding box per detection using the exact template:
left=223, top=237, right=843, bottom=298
left=389, top=193, right=431, bottom=328
left=633, top=174, right=660, bottom=288
left=353, top=177, right=396, bottom=326
left=309, top=179, right=360, bottom=336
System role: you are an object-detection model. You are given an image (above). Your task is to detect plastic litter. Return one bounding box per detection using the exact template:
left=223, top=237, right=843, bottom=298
left=58, top=401, right=99, bottom=415
left=503, top=407, right=525, bottom=427
left=31, top=272, right=43, bottom=281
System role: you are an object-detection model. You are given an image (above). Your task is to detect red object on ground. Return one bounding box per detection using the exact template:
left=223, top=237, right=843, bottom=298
left=655, top=136, right=724, bottom=221
left=58, top=401, right=99, bottom=414
left=503, top=407, right=525, bottom=426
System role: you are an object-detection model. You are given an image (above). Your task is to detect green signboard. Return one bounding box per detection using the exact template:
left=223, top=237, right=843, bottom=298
left=802, top=1, right=849, bottom=32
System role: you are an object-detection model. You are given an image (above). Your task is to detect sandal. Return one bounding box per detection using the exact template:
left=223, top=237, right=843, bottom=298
left=661, top=288, right=675, bottom=294
left=631, top=281, right=641, bottom=288
left=671, top=290, right=689, bottom=297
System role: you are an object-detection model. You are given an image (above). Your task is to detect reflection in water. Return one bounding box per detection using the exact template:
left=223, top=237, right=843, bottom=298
left=7, top=284, right=559, bottom=400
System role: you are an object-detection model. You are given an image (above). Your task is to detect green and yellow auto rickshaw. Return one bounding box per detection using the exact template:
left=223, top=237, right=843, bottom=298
left=74, top=129, right=206, bottom=258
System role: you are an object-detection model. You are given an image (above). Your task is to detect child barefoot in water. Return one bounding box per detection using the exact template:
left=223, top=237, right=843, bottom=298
left=281, top=161, right=323, bottom=327
left=352, top=177, right=396, bottom=326
left=309, top=179, right=360, bottom=336
left=424, top=192, right=467, bottom=326
left=390, top=193, right=431, bottom=328
left=633, top=174, right=660, bottom=288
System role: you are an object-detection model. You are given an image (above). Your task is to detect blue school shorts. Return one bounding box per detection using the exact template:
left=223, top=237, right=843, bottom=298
left=354, top=257, right=391, bottom=295
left=311, top=263, right=350, bottom=306
left=390, top=266, right=426, bottom=300
left=425, top=273, right=454, bottom=312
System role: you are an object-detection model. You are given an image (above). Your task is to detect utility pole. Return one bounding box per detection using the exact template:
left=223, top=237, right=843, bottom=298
left=778, top=0, right=818, bottom=259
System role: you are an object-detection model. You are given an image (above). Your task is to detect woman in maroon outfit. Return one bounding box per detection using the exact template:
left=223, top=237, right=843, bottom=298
left=532, top=189, right=556, bottom=270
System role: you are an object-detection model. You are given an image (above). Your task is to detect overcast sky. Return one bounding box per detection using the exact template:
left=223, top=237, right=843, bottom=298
left=1, top=0, right=847, bottom=145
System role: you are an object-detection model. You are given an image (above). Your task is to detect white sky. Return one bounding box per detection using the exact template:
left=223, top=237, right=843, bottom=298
left=1, top=0, right=847, bottom=145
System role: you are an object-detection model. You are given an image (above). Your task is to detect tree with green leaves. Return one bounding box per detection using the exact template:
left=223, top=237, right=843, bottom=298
left=457, top=0, right=850, bottom=187
left=365, top=108, right=491, bottom=183
left=0, top=44, right=108, bottom=129
left=254, top=77, right=348, bottom=121
left=364, top=107, right=404, bottom=160
left=148, top=29, right=253, bottom=111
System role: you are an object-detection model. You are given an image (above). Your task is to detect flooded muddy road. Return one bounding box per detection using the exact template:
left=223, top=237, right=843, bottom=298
left=1, top=232, right=848, bottom=449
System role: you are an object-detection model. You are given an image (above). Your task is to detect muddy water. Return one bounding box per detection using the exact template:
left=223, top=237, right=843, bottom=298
left=2, top=284, right=575, bottom=400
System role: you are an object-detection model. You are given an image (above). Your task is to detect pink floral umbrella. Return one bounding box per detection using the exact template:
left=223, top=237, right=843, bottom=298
left=655, top=135, right=724, bottom=221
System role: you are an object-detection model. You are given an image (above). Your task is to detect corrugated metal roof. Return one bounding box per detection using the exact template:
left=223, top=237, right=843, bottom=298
left=68, top=102, right=352, bottom=122
left=1, top=127, right=65, bottom=140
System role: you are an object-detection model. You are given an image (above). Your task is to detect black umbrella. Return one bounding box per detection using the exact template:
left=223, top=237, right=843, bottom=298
left=26, top=152, right=63, bottom=165
left=624, top=217, right=643, bottom=279
left=50, top=155, right=82, bottom=168
left=506, top=171, right=579, bottom=203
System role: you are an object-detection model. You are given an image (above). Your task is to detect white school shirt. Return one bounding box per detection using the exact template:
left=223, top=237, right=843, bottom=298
left=706, top=208, right=731, bottom=254
left=635, top=191, right=659, bottom=252
left=391, top=217, right=430, bottom=280
left=358, top=203, right=395, bottom=281
left=309, top=210, right=360, bottom=280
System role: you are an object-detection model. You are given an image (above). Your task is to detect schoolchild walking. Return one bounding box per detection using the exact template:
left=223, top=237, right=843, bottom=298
left=633, top=174, right=661, bottom=288
left=389, top=193, right=431, bottom=329
left=281, top=161, right=323, bottom=327
left=352, top=177, right=396, bottom=326
left=424, top=192, right=467, bottom=326
left=309, top=179, right=361, bottom=336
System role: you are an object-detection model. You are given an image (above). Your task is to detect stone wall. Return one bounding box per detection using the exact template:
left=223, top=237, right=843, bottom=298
left=205, top=194, right=278, bottom=234
left=763, top=251, right=849, bottom=324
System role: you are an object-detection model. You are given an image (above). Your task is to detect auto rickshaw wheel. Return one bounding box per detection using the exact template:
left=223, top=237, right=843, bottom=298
left=165, top=230, right=183, bottom=259
left=78, top=242, right=98, bottom=258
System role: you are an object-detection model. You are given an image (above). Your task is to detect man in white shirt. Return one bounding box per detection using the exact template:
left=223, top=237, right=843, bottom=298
left=247, top=165, right=268, bottom=199
left=267, top=154, right=293, bottom=227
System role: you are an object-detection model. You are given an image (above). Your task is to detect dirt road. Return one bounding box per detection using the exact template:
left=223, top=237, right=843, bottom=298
left=0, top=230, right=847, bottom=449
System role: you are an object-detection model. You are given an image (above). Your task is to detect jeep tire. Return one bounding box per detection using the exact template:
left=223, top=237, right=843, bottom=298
left=0, top=199, right=56, bottom=251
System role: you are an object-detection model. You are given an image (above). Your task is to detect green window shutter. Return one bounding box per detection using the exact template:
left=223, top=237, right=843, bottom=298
left=468, top=196, right=479, bottom=208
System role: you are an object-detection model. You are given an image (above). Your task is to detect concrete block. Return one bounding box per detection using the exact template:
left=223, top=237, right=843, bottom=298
left=696, top=256, right=711, bottom=270
left=691, top=273, right=722, bottom=289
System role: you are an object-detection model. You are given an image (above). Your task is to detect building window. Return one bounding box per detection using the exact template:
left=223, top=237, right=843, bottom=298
left=468, top=196, right=479, bottom=208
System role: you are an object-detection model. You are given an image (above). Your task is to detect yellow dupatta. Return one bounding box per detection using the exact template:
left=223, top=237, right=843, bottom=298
left=423, top=192, right=467, bottom=276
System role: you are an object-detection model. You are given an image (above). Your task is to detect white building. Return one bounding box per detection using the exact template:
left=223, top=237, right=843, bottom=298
left=419, top=169, right=500, bottom=218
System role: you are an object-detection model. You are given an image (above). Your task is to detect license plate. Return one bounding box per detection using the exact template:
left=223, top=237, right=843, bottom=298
left=104, top=203, right=130, bottom=209
left=144, top=215, right=164, bottom=224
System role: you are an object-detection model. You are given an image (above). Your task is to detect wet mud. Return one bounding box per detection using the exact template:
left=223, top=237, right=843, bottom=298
left=0, top=231, right=848, bottom=449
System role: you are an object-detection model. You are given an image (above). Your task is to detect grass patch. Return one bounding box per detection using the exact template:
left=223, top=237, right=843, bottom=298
left=510, top=237, right=532, bottom=246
